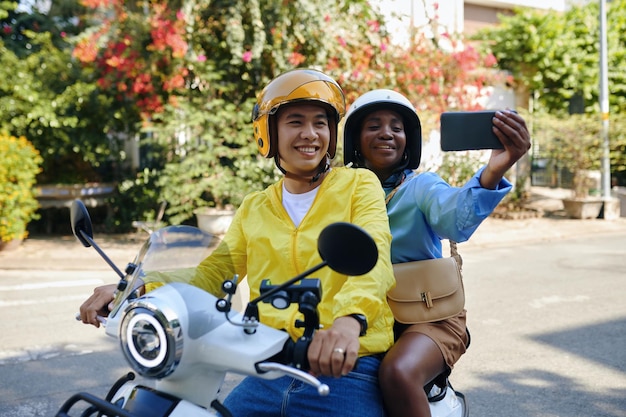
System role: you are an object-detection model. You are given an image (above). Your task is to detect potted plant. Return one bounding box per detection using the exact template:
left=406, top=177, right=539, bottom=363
left=158, top=164, right=238, bottom=235
left=157, top=141, right=277, bottom=234
left=0, top=134, right=43, bottom=249
left=535, top=113, right=603, bottom=219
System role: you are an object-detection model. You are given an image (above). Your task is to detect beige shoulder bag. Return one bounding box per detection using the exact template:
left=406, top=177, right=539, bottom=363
left=385, top=183, right=466, bottom=324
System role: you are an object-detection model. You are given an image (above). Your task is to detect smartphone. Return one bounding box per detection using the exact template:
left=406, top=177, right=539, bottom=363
left=440, top=110, right=505, bottom=151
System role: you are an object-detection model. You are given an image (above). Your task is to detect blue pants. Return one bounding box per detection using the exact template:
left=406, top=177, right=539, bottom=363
left=221, top=355, right=386, bottom=417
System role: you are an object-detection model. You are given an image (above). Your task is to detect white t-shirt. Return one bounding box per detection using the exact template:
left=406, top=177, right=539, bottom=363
left=282, top=183, right=319, bottom=227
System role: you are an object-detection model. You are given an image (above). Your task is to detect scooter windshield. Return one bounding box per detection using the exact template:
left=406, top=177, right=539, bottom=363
left=109, top=225, right=217, bottom=317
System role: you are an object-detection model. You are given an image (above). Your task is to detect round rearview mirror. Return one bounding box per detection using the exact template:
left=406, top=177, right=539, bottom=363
left=317, top=222, right=378, bottom=276
left=70, top=199, right=94, bottom=247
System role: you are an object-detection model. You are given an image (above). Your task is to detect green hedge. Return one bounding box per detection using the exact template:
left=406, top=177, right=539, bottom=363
left=0, top=134, right=43, bottom=242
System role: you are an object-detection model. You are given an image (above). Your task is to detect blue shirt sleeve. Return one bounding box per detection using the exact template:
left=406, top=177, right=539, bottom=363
left=386, top=167, right=511, bottom=263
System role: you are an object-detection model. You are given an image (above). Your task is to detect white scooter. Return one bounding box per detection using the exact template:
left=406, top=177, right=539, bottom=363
left=56, top=199, right=467, bottom=417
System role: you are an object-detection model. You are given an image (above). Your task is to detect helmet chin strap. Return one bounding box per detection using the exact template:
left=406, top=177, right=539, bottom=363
left=275, top=154, right=331, bottom=185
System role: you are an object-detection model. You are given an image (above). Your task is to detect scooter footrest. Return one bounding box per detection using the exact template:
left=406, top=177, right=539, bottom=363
left=426, top=382, right=448, bottom=402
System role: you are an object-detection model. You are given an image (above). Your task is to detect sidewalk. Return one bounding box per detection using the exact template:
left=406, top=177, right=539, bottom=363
left=463, top=186, right=626, bottom=249
left=1, top=187, right=625, bottom=270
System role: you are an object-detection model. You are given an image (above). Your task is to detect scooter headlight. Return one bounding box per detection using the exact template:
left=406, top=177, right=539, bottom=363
left=120, top=302, right=183, bottom=379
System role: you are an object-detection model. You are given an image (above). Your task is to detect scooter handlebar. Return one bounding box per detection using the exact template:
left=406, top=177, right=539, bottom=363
left=75, top=312, right=107, bottom=326
left=257, top=362, right=329, bottom=396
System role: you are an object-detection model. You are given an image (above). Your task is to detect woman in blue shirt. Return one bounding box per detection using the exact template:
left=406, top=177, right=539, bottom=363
left=343, top=89, right=531, bottom=417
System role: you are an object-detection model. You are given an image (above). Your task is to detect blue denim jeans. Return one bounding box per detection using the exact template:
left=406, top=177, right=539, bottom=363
left=221, top=355, right=386, bottom=417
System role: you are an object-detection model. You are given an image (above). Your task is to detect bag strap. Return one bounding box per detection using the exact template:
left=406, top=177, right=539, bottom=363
left=449, top=240, right=463, bottom=271
left=385, top=181, right=463, bottom=271
left=384, top=185, right=400, bottom=205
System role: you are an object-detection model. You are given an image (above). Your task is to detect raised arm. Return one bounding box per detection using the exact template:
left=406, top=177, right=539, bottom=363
left=480, top=110, right=531, bottom=190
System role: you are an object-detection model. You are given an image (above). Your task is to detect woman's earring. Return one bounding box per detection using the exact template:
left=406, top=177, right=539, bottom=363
left=354, top=149, right=365, bottom=166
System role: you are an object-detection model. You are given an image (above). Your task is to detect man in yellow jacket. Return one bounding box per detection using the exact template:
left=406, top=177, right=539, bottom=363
left=80, top=68, right=395, bottom=416
left=193, top=69, right=395, bottom=416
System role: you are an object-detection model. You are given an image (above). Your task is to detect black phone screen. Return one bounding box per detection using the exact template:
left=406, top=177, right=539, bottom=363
left=440, top=111, right=505, bottom=151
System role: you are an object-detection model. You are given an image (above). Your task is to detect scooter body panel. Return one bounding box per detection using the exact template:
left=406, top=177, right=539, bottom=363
left=111, top=383, right=218, bottom=416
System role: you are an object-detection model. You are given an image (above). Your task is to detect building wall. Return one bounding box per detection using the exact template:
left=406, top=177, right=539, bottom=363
left=463, top=3, right=515, bottom=36
left=463, top=0, right=571, bottom=35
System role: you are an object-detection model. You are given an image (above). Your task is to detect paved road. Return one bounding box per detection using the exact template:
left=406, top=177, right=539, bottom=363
left=0, top=236, right=139, bottom=417
left=455, top=232, right=626, bottom=417
left=1, top=217, right=625, bottom=416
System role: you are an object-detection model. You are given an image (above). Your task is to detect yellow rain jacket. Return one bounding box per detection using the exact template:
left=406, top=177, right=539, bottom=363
left=192, top=167, right=395, bottom=355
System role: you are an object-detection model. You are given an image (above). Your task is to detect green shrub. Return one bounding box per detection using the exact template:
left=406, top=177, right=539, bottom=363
left=532, top=113, right=602, bottom=198
left=0, top=134, right=43, bottom=242
left=435, top=151, right=488, bottom=187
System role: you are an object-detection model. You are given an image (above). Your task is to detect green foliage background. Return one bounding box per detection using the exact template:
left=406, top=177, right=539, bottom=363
left=472, top=1, right=626, bottom=115
left=2, top=0, right=626, bottom=234
left=472, top=1, right=626, bottom=188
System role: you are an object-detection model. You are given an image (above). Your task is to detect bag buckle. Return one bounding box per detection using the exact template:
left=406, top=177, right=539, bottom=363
left=421, top=291, right=433, bottom=309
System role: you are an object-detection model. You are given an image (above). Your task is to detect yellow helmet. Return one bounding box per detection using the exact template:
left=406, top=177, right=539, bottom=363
left=252, top=68, right=346, bottom=158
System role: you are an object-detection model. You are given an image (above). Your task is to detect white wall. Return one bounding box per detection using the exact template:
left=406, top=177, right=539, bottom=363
left=372, top=0, right=568, bottom=46
left=372, top=0, right=464, bottom=46
left=464, top=0, right=565, bottom=10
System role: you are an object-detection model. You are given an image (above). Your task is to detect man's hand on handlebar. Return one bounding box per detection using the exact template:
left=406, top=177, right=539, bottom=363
left=79, top=283, right=117, bottom=328
left=307, top=316, right=361, bottom=378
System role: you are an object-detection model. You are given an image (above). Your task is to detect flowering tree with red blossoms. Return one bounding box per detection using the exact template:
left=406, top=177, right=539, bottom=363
left=73, top=0, right=499, bottom=224
left=74, top=1, right=188, bottom=120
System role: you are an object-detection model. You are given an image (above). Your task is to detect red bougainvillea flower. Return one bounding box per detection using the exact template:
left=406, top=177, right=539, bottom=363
left=484, top=53, right=498, bottom=67
left=367, top=20, right=380, bottom=33
left=137, top=95, right=164, bottom=116
left=73, top=39, right=99, bottom=63
left=132, top=73, right=154, bottom=94
left=453, top=47, right=480, bottom=72
left=105, top=55, right=123, bottom=68
left=80, top=0, right=115, bottom=7
left=429, top=81, right=440, bottom=95
left=96, top=77, right=108, bottom=89
left=163, top=73, right=186, bottom=91
left=288, top=52, right=305, bottom=66
left=150, top=20, right=188, bottom=57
